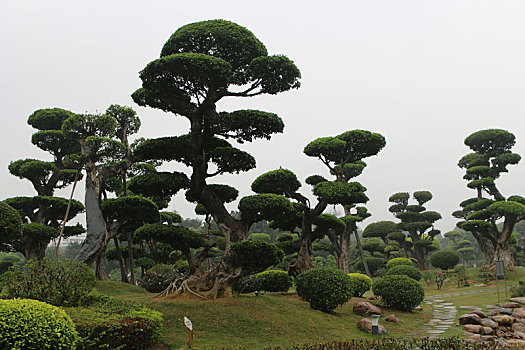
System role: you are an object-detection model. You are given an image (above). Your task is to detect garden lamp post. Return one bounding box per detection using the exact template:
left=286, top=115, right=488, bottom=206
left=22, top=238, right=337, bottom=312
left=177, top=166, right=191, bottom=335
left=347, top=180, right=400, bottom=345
left=370, top=314, right=380, bottom=335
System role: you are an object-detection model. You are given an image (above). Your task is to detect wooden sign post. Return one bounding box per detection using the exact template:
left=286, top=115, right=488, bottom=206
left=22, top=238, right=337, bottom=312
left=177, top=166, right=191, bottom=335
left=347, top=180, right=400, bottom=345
left=184, top=316, right=193, bottom=347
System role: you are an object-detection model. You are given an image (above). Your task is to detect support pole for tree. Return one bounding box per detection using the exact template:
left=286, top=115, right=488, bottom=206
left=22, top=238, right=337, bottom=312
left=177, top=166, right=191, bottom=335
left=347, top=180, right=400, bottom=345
left=53, top=168, right=81, bottom=259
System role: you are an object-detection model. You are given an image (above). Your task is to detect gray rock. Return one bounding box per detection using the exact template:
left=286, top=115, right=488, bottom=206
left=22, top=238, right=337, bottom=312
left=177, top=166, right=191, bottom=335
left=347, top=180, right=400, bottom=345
left=470, top=310, right=488, bottom=318
left=480, top=318, right=498, bottom=329
left=491, top=315, right=514, bottom=326
left=510, top=297, right=525, bottom=305
left=498, top=302, right=521, bottom=309
left=513, top=308, right=525, bottom=318
left=357, top=318, right=387, bottom=335
left=384, top=314, right=399, bottom=323
left=512, top=323, right=525, bottom=334
left=492, top=308, right=513, bottom=315
left=459, top=313, right=482, bottom=325
left=464, top=324, right=483, bottom=333
left=482, top=327, right=495, bottom=335
left=353, top=301, right=382, bottom=316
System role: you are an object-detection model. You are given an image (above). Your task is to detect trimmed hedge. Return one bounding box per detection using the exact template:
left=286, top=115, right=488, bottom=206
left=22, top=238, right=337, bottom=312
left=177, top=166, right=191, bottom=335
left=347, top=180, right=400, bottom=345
left=3, top=258, right=95, bottom=306
left=235, top=270, right=292, bottom=293
left=296, top=267, right=353, bottom=313
left=372, top=275, right=425, bottom=311
left=0, top=298, right=79, bottom=350
left=348, top=273, right=372, bottom=297
left=66, top=297, right=163, bottom=350
left=430, top=250, right=460, bottom=270
left=386, top=257, right=413, bottom=270
left=385, top=264, right=422, bottom=281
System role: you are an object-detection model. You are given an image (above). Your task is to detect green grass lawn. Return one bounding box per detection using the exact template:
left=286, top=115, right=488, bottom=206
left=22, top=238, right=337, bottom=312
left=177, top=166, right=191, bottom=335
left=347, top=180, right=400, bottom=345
left=95, top=266, right=525, bottom=349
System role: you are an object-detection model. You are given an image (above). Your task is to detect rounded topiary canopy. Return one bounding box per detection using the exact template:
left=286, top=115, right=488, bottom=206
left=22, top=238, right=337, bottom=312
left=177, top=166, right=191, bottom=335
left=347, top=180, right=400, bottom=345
left=429, top=250, right=460, bottom=270
left=0, top=201, right=23, bottom=246
left=251, top=168, right=301, bottom=195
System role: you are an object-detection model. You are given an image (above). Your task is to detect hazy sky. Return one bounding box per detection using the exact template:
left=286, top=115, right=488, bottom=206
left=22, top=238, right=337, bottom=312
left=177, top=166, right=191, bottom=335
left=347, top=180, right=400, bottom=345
left=1, top=0, right=524, bottom=233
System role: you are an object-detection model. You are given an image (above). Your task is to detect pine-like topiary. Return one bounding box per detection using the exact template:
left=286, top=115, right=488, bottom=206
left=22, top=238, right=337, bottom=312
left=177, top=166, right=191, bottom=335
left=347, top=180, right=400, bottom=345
left=348, top=273, right=372, bottom=297
left=0, top=299, right=79, bottom=349
left=429, top=250, right=460, bottom=270
left=296, top=267, right=353, bottom=313
left=372, top=275, right=425, bottom=311
left=386, top=257, right=413, bottom=270
left=385, top=264, right=422, bottom=281
left=258, top=270, right=293, bottom=292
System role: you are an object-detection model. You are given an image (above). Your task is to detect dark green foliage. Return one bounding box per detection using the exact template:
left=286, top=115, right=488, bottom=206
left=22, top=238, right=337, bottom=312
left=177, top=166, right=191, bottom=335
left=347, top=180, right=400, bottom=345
left=354, top=257, right=385, bottom=276
left=0, top=298, right=79, bottom=349
left=159, top=211, right=182, bottom=224
left=313, top=181, right=368, bottom=205
left=276, top=239, right=299, bottom=255
left=4, top=258, right=96, bottom=306
left=257, top=270, right=293, bottom=292
left=0, top=201, right=22, bottom=249
left=239, top=193, right=293, bottom=223
left=363, top=221, right=397, bottom=241
left=102, top=195, right=160, bottom=229
left=139, top=264, right=181, bottom=293
left=487, top=200, right=525, bottom=216
left=214, top=110, right=284, bottom=143
left=372, top=275, right=425, bottom=311
left=127, top=171, right=189, bottom=198
left=234, top=274, right=262, bottom=293
left=186, top=184, right=239, bottom=204
left=135, top=223, right=207, bottom=251
left=413, top=191, right=432, bottom=205
left=429, top=251, right=460, bottom=270
left=385, top=264, right=422, bottom=281
left=251, top=168, right=301, bottom=195
left=5, top=196, right=84, bottom=225
left=464, top=129, right=516, bottom=156
left=247, top=233, right=271, bottom=242
left=296, top=267, right=353, bottom=313
left=348, top=273, right=372, bottom=297
left=510, top=278, right=525, bottom=298
left=66, top=297, right=163, bottom=350
left=230, top=240, right=284, bottom=275
left=386, top=257, right=413, bottom=270
left=28, top=108, right=75, bottom=130
left=305, top=175, right=328, bottom=186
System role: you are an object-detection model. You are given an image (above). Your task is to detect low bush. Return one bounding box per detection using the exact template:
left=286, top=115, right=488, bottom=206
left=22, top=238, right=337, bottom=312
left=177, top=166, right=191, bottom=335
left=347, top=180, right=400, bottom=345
left=385, top=264, right=422, bottom=281
left=372, top=275, right=425, bottom=311
left=235, top=270, right=292, bottom=293
left=3, top=258, right=95, bottom=306
left=66, top=297, right=163, bottom=350
left=348, top=273, right=372, bottom=297
left=258, top=270, right=293, bottom=292
left=231, top=240, right=285, bottom=275
left=0, top=298, right=79, bottom=350
left=353, top=257, right=385, bottom=276
left=511, top=277, right=525, bottom=298
left=296, top=267, right=353, bottom=313
left=386, top=257, right=413, bottom=270
left=429, top=250, right=460, bottom=270
left=139, top=264, right=181, bottom=293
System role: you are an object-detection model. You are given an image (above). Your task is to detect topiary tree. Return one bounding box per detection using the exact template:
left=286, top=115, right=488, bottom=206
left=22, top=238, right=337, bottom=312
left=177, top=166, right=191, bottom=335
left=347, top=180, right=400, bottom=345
left=386, top=257, right=413, bottom=270
left=385, top=264, right=422, bottom=281
left=131, top=20, right=301, bottom=298
left=5, top=108, right=84, bottom=259
left=0, top=201, right=22, bottom=252
left=372, top=275, right=425, bottom=311
left=348, top=273, right=372, bottom=297
left=296, top=267, right=353, bottom=313
left=429, top=250, right=460, bottom=271
left=454, top=129, right=524, bottom=270
left=389, top=191, right=441, bottom=269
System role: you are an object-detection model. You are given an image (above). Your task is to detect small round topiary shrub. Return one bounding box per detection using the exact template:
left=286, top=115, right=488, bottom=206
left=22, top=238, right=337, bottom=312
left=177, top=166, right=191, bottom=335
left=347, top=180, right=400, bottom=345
left=429, top=250, right=460, bottom=270
left=386, top=257, right=413, bottom=270
left=354, top=257, right=386, bottom=276
left=258, top=270, right=293, bottom=292
left=296, top=267, right=353, bottom=313
left=385, top=264, right=422, bottom=281
left=372, top=275, right=425, bottom=311
left=140, top=264, right=181, bottom=293
left=0, top=298, right=78, bottom=349
left=348, top=273, right=372, bottom=297
left=4, top=258, right=95, bottom=306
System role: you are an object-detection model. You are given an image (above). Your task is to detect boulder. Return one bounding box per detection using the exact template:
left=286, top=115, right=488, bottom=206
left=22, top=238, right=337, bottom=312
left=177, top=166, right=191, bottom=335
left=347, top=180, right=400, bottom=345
left=491, top=315, right=514, bottom=326
left=464, top=324, right=483, bottom=333
left=498, top=302, right=521, bottom=309
left=459, top=313, right=482, bottom=325
left=470, top=310, right=487, bottom=319
left=480, top=318, right=498, bottom=329
left=513, top=331, right=525, bottom=339
left=384, top=314, right=399, bottom=323
left=510, top=297, right=525, bottom=305
left=353, top=301, right=382, bottom=316
left=513, top=308, right=525, bottom=318
left=491, top=308, right=513, bottom=315
left=482, top=327, right=495, bottom=335
left=357, top=318, right=387, bottom=335
left=512, top=323, right=525, bottom=334
left=414, top=306, right=423, bottom=311
left=465, top=334, right=483, bottom=344
left=506, top=339, right=525, bottom=347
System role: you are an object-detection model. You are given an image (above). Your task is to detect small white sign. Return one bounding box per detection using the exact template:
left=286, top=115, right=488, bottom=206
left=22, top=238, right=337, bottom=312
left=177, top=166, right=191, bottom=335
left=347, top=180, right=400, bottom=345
left=184, top=316, right=193, bottom=331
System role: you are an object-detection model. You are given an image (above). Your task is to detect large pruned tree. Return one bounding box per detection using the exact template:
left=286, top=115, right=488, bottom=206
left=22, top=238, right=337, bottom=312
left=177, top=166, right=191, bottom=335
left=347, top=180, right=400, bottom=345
left=131, top=19, right=300, bottom=298
left=389, top=191, right=442, bottom=269
left=454, top=129, right=524, bottom=270
left=5, top=108, right=84, bottom=259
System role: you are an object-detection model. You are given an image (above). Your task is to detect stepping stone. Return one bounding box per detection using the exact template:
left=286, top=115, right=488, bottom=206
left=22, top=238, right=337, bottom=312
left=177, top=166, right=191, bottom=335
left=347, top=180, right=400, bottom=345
left=439, top=321, right=456, bottom=325
left=433, top=299, right=445, bottom=302
left=427, top=330, right=445, bottom=334
left=459, top=306, right=482, bottom=311
left=441, top=303, right=454, bottom=306
left=484, top=305, right=498, bottom=309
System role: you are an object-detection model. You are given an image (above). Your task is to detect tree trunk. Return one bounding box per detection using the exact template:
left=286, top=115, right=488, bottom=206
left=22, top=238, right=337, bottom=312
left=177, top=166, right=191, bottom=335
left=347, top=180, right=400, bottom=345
left=75, top=175, right=107, bottom=267
left=113, top=236, right=129, bottom=282
left=337, top=231, right=351, bottom=273
left=288, top=232, right=314, bottom=277
left=127, top=231, right=137, bottom=285
left=353, top=229, right=371, bottom=277
left=95, top=253, right=108, bottom=280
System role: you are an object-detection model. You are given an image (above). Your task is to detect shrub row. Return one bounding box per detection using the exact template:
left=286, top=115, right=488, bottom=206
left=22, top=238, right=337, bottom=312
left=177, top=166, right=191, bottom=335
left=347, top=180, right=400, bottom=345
left=235, top=270, right=292, bottom=293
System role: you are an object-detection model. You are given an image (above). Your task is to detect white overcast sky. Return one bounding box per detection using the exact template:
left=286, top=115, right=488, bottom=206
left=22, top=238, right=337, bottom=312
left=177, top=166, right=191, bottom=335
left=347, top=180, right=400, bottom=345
left=1, top=0, right=524, bottom=233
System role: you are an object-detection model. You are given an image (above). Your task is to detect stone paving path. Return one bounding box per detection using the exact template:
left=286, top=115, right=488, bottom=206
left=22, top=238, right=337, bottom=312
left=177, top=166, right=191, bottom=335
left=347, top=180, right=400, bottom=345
left=408, top=287, right=498, bottom=338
